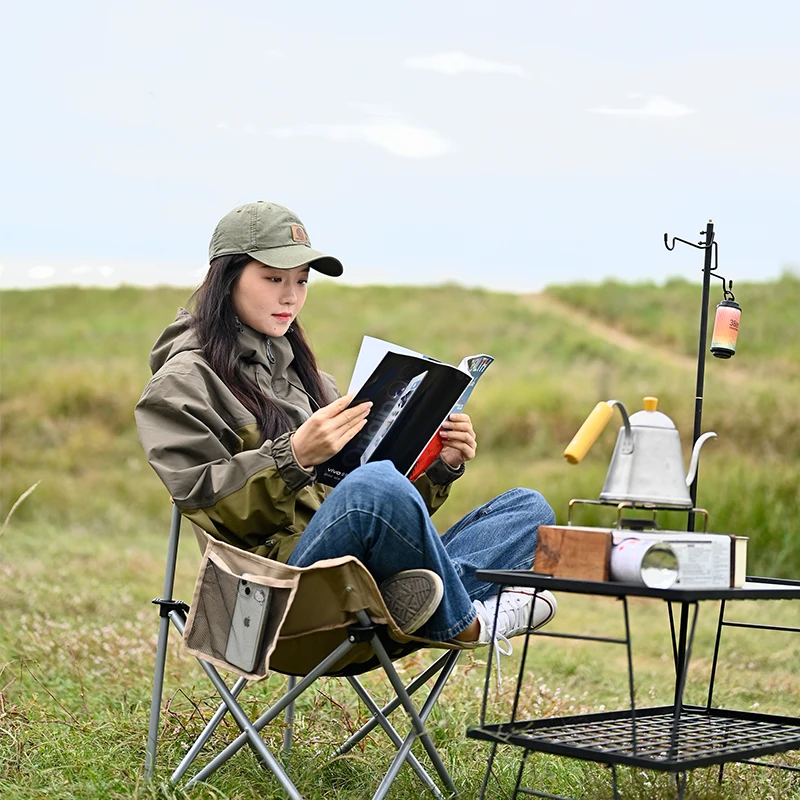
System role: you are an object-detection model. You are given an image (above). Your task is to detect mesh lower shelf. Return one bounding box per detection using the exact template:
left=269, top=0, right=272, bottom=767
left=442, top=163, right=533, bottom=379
left=468, top=706, right=800, bottom=772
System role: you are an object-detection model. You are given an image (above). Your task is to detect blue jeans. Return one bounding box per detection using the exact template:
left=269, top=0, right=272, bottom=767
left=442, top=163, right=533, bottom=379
left=287, top=461, right=555, bottom=641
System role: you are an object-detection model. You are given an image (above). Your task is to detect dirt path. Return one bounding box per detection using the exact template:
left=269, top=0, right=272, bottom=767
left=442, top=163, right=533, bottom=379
left=519, top=293, right=747, bottom=384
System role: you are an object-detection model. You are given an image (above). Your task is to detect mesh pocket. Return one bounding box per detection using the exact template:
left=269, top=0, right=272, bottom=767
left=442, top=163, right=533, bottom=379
left=183, top=546, right=297, bottom=680
left=185, top=561, right=272, bottom=673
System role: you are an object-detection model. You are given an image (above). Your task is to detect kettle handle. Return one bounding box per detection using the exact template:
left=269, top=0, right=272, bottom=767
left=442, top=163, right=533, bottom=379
left=564, top=399, right=632, bottom=464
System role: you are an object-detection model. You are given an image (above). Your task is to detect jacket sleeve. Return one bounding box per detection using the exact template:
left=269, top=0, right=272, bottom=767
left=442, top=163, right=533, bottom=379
left=411, top=456, right=464, bottom=516
left=135, top=368, right=317, bottom=544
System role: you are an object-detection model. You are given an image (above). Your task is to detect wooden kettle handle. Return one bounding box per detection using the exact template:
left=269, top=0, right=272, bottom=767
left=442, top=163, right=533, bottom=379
left=563, top=401, right=614, bottom=465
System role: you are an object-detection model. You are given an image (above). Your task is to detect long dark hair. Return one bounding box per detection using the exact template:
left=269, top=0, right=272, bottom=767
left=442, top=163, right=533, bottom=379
left=190, top=254, right=330, bottom=444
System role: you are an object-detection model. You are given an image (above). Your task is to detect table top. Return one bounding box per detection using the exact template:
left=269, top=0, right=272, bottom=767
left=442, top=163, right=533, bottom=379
left=474, top=571, right=800, bottom=601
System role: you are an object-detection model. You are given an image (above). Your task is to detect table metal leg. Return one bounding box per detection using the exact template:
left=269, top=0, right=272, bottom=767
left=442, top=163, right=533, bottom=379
left=477, top=741, right=497, bottom=799
left=512, top=749, right=529, bottom=799
left=707, top=600, right=727, bottom=710
left=669, top=602, right=700, bottom=764
left=673, top=603, right=699, bottom=712
left=673, top=601, right=691, bottom=707
left=676, top=771, right=687, bottom=800
left=510, top=589, right=540, bottom=723
left=621, top=597, right=637, bottom=754
left=667, top=602, right=678, bottom=678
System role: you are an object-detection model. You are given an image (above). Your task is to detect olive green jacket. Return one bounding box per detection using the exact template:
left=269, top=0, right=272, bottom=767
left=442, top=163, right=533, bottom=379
left=135, top=310, right=462, bottom=562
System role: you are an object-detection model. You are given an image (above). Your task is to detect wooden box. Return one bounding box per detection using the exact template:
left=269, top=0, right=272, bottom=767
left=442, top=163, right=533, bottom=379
left=533, top=525, right=613, bottom=582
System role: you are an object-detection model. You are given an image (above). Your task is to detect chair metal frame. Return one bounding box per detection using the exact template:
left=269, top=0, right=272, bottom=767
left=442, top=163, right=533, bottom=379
left=144, top=505, right=461, bottom=799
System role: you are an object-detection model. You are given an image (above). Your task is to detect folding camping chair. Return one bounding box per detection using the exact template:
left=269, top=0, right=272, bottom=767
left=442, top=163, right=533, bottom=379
left=144, top=504, right=465, bottom=799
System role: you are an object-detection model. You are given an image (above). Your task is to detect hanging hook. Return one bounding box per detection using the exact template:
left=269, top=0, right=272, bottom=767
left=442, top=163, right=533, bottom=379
left=664, top=232, right=715, bottom=251
left=665, top=227, right=735, bottom=301
left=725, top=280, right=735, bottom=301
left=706, top=242, right=736, bottom=299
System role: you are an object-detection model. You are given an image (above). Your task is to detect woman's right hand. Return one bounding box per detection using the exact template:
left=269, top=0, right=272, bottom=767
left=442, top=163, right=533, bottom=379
left=290, top=393, right=372, bottom=468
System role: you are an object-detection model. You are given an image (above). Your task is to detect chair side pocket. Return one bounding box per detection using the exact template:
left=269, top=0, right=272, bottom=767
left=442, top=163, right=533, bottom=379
left=183, top=540, right=299, bottom=680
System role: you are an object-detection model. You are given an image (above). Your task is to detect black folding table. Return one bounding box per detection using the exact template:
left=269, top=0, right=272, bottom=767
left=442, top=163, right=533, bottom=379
left=468, top=573, right=800, bottom=799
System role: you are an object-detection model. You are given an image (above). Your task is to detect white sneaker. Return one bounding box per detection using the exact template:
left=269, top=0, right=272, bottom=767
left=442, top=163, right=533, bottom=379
left=474, top=587, right=558, bottom=646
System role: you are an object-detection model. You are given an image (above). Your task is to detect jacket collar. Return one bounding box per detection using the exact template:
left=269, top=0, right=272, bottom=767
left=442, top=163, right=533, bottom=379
left=237, top=322, right=294, bottom=374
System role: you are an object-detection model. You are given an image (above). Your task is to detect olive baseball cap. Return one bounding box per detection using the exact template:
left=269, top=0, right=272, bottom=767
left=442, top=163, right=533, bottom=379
left=208, top=201, right=343, bottom=276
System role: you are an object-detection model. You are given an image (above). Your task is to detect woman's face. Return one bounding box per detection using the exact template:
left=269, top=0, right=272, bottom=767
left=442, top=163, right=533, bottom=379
left=232, top=260, right=310, bottom=337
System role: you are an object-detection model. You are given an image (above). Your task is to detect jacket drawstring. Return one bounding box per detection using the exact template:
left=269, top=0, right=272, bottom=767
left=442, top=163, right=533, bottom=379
left=288, top=380, right=321, bottom=412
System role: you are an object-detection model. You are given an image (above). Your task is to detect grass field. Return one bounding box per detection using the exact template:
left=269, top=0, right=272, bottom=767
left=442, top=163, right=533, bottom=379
left=1, top=280, right=798, bottom=799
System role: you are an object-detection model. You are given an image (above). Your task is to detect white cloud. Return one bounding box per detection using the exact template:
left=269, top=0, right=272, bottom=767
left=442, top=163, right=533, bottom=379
left=98, top=265, right=115, bottom=277
left=29, top=265, right=56, bottom=280
left=404, top=51, right=525, bottom=77
left=589, top=94, right=696, bottom=117
left=272, top=110, right=453, bottom=159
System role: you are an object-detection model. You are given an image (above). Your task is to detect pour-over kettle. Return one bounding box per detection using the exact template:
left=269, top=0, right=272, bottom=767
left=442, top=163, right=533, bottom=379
left=564, top=397, right=716, bottom=508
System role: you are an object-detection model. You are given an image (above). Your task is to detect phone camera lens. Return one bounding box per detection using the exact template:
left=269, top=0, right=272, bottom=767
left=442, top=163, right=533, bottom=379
left=245, top=587, right=251, bottom=595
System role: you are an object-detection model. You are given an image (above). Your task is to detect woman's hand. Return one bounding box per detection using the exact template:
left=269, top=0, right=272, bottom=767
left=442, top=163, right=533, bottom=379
left=290, top=393, right=372, bottom=469
left=438, top=413, right=477, bottom=468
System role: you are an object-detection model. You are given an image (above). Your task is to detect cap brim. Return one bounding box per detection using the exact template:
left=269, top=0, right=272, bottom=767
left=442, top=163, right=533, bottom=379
left=249, top=244, right=343, bottom=277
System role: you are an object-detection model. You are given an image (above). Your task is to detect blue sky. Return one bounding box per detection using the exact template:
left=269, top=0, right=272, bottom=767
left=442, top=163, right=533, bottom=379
left=2, top=0, right=798, bottom=291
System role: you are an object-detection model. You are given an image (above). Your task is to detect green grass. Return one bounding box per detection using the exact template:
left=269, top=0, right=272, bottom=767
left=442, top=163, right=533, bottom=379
left=1, top=282, right=799, bottom=799
left=546, top=271, right=800, bottom=379
left=3, top=516, right=799, bottom=799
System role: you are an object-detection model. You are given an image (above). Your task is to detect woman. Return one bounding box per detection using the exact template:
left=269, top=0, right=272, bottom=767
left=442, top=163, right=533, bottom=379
left=135, top=200, right=557, bottom=648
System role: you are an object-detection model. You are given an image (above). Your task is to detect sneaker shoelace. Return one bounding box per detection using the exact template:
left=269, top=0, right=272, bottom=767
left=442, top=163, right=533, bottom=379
left=491, top=632, right=512, bottom=689
left=486, top=590, right=539, bottom=689
left=478, top=604, right=516, bottom=690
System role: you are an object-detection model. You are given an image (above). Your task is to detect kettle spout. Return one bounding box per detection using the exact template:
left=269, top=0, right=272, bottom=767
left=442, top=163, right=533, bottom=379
left=685, top=432, right=717, bottom=487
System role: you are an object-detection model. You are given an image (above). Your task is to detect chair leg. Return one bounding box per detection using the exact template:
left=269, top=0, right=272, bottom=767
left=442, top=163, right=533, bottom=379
left=144, top=503, right=183, bottom=782
left=359, top=611, right=459, bottom=799
left=187, top=636, right=357, bottom=787
left=169, top=612, right=304, bottom=799
left=174, top=606, right=458, bottom=799
left=170, top=675, right=248, bottom=784
left=282, top=676, right=297, bottom=753
left=144, top=614, right=172, bottom=781
left=346, top=674, right=444, bottom=798
left=336, top=652, right=457, bottom=756
left=196, top=658, right=303, bottom=800
left=371, top=649, right=460, bottom=800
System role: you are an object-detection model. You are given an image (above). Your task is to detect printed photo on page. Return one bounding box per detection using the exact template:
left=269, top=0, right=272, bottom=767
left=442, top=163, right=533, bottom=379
left=360, top=371, right=428, bottom=465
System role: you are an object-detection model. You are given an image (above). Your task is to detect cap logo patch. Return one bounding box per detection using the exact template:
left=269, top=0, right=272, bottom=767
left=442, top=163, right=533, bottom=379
left=290, top=224, right=308, bottom=244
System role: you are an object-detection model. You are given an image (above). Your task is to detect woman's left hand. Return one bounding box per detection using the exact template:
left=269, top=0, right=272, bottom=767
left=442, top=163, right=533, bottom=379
left=439, top=413, right=477, bottom=468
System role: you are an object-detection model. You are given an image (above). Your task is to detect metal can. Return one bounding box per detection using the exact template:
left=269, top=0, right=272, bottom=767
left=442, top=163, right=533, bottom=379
left=610, top=538, right=679, bottom=589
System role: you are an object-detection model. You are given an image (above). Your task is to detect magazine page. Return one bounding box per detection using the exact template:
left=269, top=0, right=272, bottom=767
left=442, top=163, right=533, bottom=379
left=359, top=370, right=428, bottom=465
left=346, top=336, right=424, bottom=395
left=318, top=352, right=470, bottom=487
left=451, top=354, right=494, bottom=413
left=407, top=354, right=494, bottom=481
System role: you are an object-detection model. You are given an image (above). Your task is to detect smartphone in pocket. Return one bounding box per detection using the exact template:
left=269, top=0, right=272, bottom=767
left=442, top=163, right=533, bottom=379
left=225, top=576, right=271, bottom=672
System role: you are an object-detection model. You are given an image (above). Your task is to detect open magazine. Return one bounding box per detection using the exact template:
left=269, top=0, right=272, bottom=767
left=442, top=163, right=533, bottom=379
left=316, top=337, right=493, bottom=487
